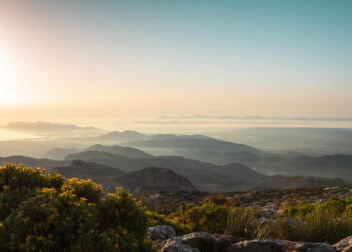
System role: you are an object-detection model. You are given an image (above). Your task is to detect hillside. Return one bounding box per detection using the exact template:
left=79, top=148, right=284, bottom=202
left=64, top=151, right=346, bottom=192
left=86, top=144, right=154, bottom=159
left=96, top=130, right=148, bottom=142
left=43, top=147, right=81, bottom=160
left=124, top=167, right=197, bottom=194
left=0, top=155, right=69, bottom=170
left=64, top=151, right=262, bottom=191
left=4, top=121, right=102, bottom=134
left=56, top=160, right=197, bottom=194
left=233, top=153, right=352, bottom=181
left=123, top=137, right=260, bottom=154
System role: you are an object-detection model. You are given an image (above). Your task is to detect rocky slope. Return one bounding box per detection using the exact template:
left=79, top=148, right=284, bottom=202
left=144, top=185, right=352, bottom=216
left=147, top=225, right=352, bottom=251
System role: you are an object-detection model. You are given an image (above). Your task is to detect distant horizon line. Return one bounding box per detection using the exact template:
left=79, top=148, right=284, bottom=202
left=160, top=115, right=352, bottom=122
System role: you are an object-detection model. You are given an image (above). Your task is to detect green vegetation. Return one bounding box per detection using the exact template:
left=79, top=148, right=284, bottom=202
left=276, top=197, right=352, bottom=243
left=162, top=194, right=352, bottom=244
left=0, top=164, right=154, bottom=252
left=1, top=163, right=352, bottom=251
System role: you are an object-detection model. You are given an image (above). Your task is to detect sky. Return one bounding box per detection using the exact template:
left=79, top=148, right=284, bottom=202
left=0, top=0, right=352, bottom=122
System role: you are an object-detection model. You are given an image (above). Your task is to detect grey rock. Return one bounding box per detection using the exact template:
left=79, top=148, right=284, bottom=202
left=147, top=225, right=176, bottom=241
left=334, top=236, right=352, bottom=251
left=288, top=242, right=335, bottom=252
left=158, top=232, right=222, bottom=252
left=181, top=232, right=219, bottom=251
left=159, top=237, right=200, bottom=252
left=342, top=246, right=352, bottom=252
left=230, top=239, right=286, bottom=252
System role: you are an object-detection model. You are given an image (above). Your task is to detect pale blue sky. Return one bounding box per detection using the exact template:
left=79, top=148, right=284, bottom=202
left=0, top=0, right=351, bottom=119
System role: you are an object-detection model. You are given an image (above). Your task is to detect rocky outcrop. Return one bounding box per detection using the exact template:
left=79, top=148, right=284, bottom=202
left=231, top=240, right=334, bottom=252
left=231, top=239, right=287, bottom=252
left=147, top=225, right=176, bottom=241
left=287, top=242, right=334, bottom=252
left=158, top=232, right=219, bottom=252
left=153, top=228, right=341, bottom=252
left=334, top=236, right=352, bottom=251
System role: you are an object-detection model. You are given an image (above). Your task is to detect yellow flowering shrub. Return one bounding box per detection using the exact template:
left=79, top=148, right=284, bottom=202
left=0, top=164, right=154, bottom=252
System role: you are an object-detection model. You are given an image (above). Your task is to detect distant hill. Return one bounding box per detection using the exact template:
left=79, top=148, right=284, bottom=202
left=4, top=121, right=100, bottom=132
left=86, top=144, right=153, bottom=159
left=3, top=121, right=105, bottom=138
left=0, top=156, right=69, bottom=171
left=233, top=153, right=352, bottom=181
left=0, top=152, right=346, bottom=192
left=55, top=160, right=197, bottom=194
left=43, top=148, right=81, bottom=160
left=122, top=137, right=260, bottom=156
left=288, top=154, right=352, bottom=178
left=65, top=151, right=346, bottom=192
left=89, top=131, right=261, bottom=161
left=124, top=167, right=197, bottom=194
left=166, top=150, right=262, bottom=165
left=55, top=160, right=126, bottom=192
left=96, top=130, right=148, bottom=142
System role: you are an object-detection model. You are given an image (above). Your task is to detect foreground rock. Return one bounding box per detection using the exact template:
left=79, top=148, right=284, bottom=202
left=157, top=234, right=337, bottom=252
left=231, top=240, right=334, bottom=252
left=152, top=228, right=350, bottom=252
left=231, top=239, right=288, bottom=252
left=158, top=232, right=223, bottom=252
left=288, top=242, right=334, bottom=252
left=148, top=225, right=176, bottom=241
left=334, top=236, right=352, bottom=251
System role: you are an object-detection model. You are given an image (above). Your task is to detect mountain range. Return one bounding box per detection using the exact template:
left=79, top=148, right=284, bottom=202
left=1, top=127, right=351, bottom=193
left=56, top=160, right=197, bottom=194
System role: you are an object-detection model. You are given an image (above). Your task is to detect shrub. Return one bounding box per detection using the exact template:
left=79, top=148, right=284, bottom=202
left=225, top=207, right=260, bottom=239
left=165, top=194, right=352, bottom=244
left=146, top=211, right=191, bottom=235
left=269, top=197, right=352, bottom=243
left=0, top=164, right=155, bottom=252
left=179, top=200, right=230, bottom=233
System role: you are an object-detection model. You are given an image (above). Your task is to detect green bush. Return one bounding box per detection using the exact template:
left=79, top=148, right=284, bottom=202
left=270, top=204, right=352, bottom=243
left=0, top=164, right=155, bottom=252
left=146, top=211, right=191, bottom=235
left=182, top=200, right=230, bottom=233
left=165, top=194, right=352, bottom=244
left=225, top=207, right=260, bottom=239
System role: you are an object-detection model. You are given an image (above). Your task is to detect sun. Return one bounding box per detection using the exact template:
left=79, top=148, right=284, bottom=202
left=0, top=46, right=15, bottom=80
left=0, top=47, right=19, bottom=105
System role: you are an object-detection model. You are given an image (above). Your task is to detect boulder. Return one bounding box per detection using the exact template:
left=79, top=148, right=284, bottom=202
left=230, top=239, right=286, bottom=252
left=158, top=232, right=226, bottom=252
left=287, top=242, right=334, bottom=252
left=147, top=225, right=176, bottom=241
left=214, top=234, right=241, bottom=250
left=181, top=232, right=219, bottom=250
left=159, top=237, right=200, bottom=252
left=342, top=246, right=352, bottom=252
left=334, top=236, right=352, bottom=251
left=289, top=242, right=335, bottom=252
left=230, top=239, right=334, bottom=252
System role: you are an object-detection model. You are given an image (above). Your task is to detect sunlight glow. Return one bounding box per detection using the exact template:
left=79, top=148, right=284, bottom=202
left=0, top=44, right=19, bottom=105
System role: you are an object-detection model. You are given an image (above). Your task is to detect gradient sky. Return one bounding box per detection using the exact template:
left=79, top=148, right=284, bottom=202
left=0, top=0, right=351, bottom=121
